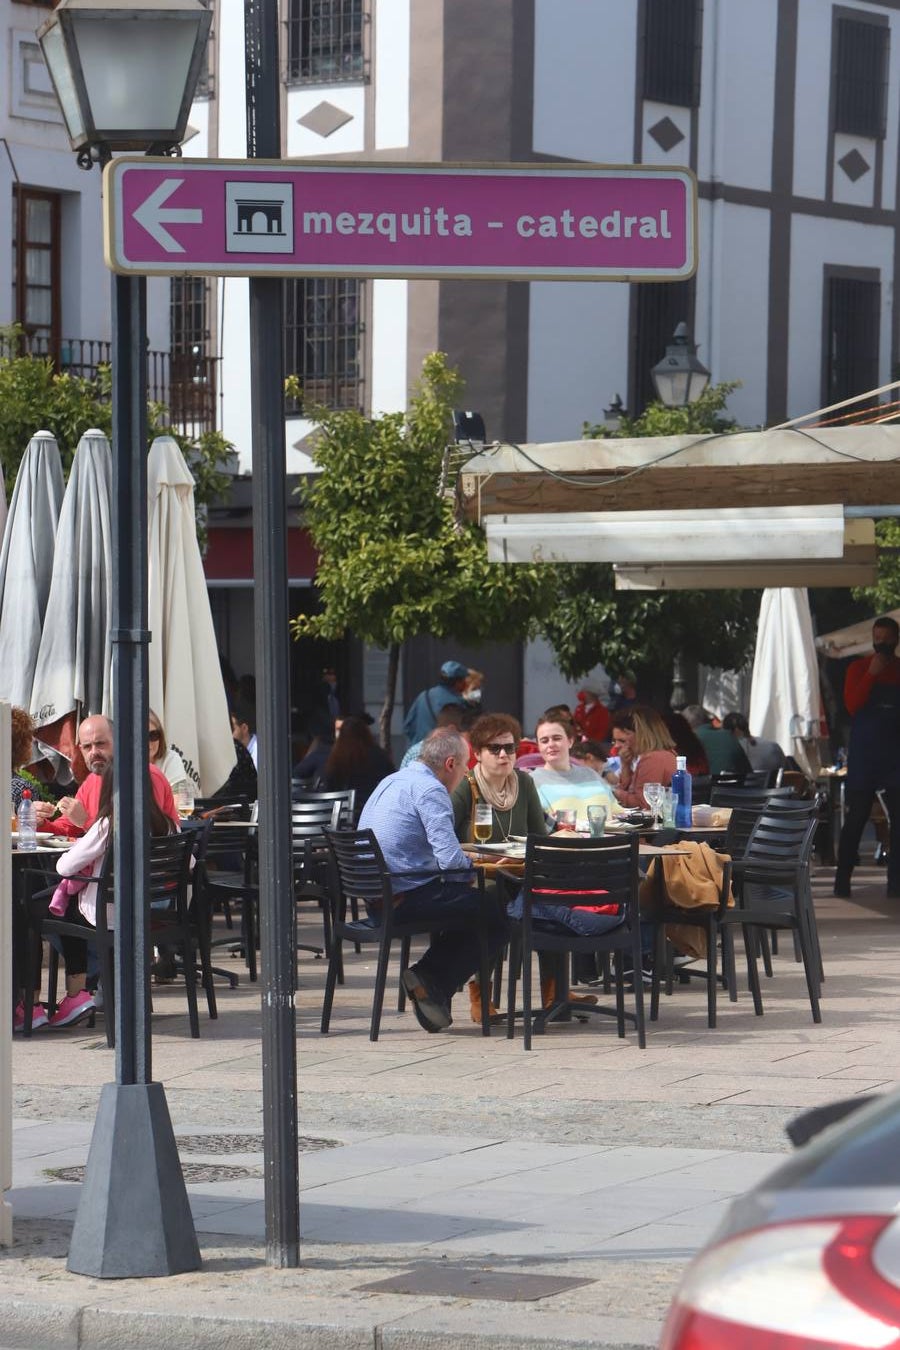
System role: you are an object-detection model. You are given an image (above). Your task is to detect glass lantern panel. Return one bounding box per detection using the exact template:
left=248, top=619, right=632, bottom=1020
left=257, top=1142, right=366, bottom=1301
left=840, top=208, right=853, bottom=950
left=39, top=22, right=86, bottom=143
left=76, top=17, right=200, bottom=135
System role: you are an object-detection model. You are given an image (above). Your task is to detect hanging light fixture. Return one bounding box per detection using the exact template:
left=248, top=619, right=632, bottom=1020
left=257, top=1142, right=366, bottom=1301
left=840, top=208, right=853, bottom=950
left=650, top=322, right=711, bottom=407
left=38, top=0, right=212, bottom=166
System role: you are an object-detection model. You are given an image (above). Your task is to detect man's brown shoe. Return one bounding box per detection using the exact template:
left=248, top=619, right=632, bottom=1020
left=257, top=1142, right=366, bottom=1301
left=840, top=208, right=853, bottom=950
left=540, top=977, right=598, bottom=1009
left=467, top=980, right=504, bottom=1025
left=401, top=966, right=452, bottom=1032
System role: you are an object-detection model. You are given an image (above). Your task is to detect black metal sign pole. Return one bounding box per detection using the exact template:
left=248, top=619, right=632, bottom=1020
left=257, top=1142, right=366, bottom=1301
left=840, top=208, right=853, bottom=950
left=67, top=271, right=199, bottom=1277
left=244, top=0, right=300, bottom=1266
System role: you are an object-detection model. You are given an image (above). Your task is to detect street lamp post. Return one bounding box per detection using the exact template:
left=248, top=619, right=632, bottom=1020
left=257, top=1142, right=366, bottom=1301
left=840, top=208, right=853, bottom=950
left=38, top=0, right=211, bottom=1278
left=650, top=322, right=711, bottom=409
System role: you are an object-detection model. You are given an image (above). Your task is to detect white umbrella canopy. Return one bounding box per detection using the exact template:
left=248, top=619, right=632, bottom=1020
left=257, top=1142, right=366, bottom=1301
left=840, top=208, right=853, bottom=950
left=0, top=432, right=64, bottom=710
left=749, top=588, right=823, bottom=779
left=147, top=435, right=233, bottom=795
left=30, top=429, right=113, bottom=773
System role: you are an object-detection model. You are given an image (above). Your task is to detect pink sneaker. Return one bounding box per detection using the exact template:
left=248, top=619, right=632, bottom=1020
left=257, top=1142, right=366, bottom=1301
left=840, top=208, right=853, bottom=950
left=13, top=1002, right=48, bottom=1032
left=47, top=991, right=95, bottom=1029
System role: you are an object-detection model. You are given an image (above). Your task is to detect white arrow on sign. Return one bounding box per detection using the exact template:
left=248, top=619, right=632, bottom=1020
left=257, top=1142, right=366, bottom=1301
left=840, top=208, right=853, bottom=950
left=132, top=178, right=203, bottom=253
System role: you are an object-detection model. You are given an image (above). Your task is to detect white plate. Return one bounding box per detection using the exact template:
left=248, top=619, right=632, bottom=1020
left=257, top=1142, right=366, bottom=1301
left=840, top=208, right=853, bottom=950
left=473, top=842, right=526, bottom=856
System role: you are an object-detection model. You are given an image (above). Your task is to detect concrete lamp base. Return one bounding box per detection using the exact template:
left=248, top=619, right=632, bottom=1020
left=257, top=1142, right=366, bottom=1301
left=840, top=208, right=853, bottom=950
left=67, top=1081, right=201, bottom=1278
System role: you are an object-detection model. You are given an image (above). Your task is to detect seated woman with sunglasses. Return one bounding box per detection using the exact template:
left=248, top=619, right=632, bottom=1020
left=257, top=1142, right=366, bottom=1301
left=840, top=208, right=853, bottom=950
left=147, top=708, right=191, bottom=800
left=450, top=714, right=547, bottom=847
left=452, top=713, right=607, bottom=1016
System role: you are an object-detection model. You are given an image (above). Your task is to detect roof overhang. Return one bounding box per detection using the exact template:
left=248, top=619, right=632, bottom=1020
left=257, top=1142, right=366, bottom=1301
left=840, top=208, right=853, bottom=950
left=457, top=425, right=900, bottom=521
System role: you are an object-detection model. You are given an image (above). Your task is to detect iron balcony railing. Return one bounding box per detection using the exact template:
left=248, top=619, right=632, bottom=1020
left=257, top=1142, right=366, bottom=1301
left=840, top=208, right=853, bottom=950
left=3, top=332, right=220, bottom=441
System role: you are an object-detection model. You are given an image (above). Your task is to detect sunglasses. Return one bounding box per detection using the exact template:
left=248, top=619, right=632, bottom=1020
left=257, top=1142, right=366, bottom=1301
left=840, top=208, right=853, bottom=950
left=483, top=743, right=517, bottom=756
left=148, top=730, right=161, bottom=742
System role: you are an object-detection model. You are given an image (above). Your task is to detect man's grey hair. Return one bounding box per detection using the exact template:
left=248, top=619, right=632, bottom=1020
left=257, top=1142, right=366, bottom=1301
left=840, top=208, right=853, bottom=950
left=419, top=728, right=467, bottom=770
left=681, top=704, right=710, bottom=729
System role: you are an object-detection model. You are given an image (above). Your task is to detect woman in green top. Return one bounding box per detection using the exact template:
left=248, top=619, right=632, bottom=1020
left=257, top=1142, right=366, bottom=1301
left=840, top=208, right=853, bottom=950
left=451, top=713, right=547, bottom=844
left=450, top=713, right=545, bottom=1023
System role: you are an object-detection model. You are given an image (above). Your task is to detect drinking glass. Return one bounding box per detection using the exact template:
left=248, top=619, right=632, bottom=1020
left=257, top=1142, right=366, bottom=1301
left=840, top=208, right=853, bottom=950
left=174, top=786, right=195, bottom=819
left=643, top=782, right=664, bottom=827
left=587, top=804, right=608, bottom=837
left=473, top=802, right=493, bottom=844
left=554, top=808, right=578, bottom=833
left=661, top=788, right=676, bottom=828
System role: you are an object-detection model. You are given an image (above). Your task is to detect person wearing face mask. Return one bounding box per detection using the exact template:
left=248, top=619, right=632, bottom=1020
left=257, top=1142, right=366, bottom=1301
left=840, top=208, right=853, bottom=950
left=835, top=616, right=900, bottom=898
left=463, top=668, right=484, bottom=709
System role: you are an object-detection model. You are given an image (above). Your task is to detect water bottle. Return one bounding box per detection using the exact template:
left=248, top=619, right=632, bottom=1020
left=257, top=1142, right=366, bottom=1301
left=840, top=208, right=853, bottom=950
left=671, top=755, right=693, bottom=829
left=17, top=789, right=38, bottom=851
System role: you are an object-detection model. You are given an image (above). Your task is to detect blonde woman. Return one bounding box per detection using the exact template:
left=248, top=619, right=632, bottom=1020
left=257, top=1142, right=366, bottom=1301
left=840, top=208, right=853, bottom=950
left=611, top=706, right=676, bottom=809
left=148, top=709, right=191, bottom=800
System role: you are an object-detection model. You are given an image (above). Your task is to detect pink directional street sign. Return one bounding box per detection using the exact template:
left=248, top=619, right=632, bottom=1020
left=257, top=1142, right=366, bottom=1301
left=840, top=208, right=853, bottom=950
left=104, top=159, right=696, bottom=281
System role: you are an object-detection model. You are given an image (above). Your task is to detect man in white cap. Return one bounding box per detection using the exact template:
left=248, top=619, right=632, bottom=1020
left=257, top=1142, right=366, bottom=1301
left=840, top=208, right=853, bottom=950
left=403, top=659, right=470, bottom=745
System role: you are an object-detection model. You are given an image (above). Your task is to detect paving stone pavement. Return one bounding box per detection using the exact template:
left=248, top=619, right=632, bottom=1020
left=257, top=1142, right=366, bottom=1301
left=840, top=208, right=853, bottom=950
left=2, top=860, right=899, bottom=1349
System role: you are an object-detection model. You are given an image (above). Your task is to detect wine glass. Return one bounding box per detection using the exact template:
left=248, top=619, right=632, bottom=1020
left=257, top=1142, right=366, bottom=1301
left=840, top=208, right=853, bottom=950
left=473, top=802, right=493, bottom=845
left=642, top=782, right=664, bottom=828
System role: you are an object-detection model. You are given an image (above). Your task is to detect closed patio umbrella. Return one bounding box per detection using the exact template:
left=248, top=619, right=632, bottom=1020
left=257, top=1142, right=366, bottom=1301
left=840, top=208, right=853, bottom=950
left=749, top=587, right=823, bottom=779
left=147, top=435, right=234, bottom=795
left=0, top=431, right=63, bottom=710
left=30, top=429, right=113, bottom=775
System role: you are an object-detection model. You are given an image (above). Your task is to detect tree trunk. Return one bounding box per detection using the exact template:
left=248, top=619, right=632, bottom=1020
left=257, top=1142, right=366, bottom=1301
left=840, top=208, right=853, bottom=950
left=379, top=642, right=401, bottom=752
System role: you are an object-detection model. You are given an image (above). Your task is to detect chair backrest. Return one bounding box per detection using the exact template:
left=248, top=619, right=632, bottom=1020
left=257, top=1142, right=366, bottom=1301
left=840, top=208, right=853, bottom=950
left=521, top=833, right=640, bottom=921
left=292, top=788, right=356, bottom=825
left=291, top=798, right=342, bottom=843
left=710, top=786, right=771, bottom=811
left=147, top=832, right=195, bottom=913
left=199, top=819, right=257, bottom=862
left=723, top=806, right=765, bottom=862
left=744, top=809, right=818, bottom=870
left=323, top=827, right=392, bottom=907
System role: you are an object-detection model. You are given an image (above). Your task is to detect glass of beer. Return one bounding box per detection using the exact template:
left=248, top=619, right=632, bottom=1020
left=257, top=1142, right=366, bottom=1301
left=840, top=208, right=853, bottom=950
left=473, top=802, right=493, bottom=844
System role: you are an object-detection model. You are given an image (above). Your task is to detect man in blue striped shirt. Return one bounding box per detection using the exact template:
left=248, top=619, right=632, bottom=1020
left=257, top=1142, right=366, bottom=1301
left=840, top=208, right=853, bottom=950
left=359, top=729, right=506, bottom=1032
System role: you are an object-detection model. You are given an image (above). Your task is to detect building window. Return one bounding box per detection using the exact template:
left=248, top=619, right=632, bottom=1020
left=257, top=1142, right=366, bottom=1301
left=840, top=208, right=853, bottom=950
left=12, top=186, right=60, bottom=361
left=824, top=271, right=880, bottom=405
left=169, top=276, right=217, bottom=435
left=284, top=277, right=364, bottom=413
left=630, top=279, right=694, bottom=417
left=285, top=0, right=366, bottom=84
left=642, top=0, right=702, bottom=108
left=834, top=16, right=889, bottom=139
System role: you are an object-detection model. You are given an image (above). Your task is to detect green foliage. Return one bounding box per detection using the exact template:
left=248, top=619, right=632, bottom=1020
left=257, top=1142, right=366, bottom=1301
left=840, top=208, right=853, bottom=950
left=0, top=326, right=112, bottom=489
left=0, top=326, right=233, bottom=548
left=539, top=381, right=759, bottom=688
left=541, top=563, right=760, bottom=687
left=583, top=381, right=744, bottom=440
left=854, top=518, right=900, bottom=614
left=293, top=352, right=555, bottom=650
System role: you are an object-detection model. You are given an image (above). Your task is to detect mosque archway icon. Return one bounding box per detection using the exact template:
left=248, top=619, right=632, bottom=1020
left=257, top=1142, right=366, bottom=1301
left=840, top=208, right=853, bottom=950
left=236, top=198, right=286, bottom=235
left=226, top=182, right=293, bottom=253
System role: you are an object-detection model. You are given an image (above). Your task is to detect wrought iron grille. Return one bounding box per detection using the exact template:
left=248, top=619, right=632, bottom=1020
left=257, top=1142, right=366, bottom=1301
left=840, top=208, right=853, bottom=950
left=825, top=276, right=880, bottom=406
left=284, top=277, right=365, bottom=414
left=642, top=0, right=703, bottom=108
left=834, top=17, right=889, bottom=139
left=285, top=0, right=367, bottom=84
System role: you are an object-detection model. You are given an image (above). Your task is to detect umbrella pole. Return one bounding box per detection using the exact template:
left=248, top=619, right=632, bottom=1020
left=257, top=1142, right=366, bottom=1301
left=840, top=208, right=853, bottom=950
left=67, top=273, right=200, bottom=1278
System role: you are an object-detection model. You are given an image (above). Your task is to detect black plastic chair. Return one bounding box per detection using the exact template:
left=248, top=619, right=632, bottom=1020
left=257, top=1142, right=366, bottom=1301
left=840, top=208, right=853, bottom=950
left=719, top=809, right=821, bottom=1022
left=506, top=834, right=646, bottom=1051
left=643, top=846, right=734, bottom=1028
left=291, top=798, right=341, bottom=957
left=292, top=787, right=355, bottom=824
left=37, top=832, right=207, bottom=1044
left=201, top=820, right=259, bottom=981
left=320, top=827, right=492, bottom=1042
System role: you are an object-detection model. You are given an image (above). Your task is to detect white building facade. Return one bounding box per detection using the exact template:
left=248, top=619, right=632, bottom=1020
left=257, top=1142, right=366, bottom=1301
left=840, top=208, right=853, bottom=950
left=3, top=0, right=899, bottom=722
